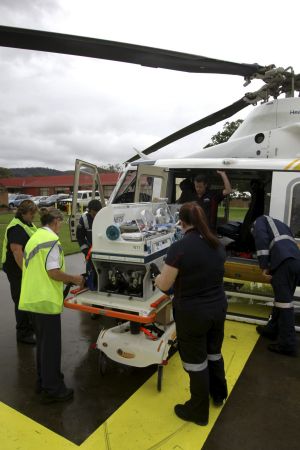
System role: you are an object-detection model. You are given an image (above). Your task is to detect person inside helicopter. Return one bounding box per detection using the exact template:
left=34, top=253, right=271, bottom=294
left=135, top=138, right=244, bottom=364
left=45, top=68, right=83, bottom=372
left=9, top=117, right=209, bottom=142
left=176, top=178, right=196, bottom=204
left=217, top=178, right=266, bottom=254
left=193, top=171, right=232, bottom=231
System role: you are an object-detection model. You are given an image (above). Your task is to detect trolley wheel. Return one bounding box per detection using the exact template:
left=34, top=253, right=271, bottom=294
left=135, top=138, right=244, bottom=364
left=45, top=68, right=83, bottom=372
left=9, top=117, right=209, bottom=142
left=157, top=364, right=164, bottom=392
left=98, top=350, right=108, bottom=376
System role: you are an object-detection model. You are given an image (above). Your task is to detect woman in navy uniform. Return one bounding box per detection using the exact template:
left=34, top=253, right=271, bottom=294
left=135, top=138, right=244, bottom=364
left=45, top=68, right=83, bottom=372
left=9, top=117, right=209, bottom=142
left=2, top=200, right=38, bottom=344
left=252, top=215, right=300, bottom=356
left=155, top=202, right=228, bottom=425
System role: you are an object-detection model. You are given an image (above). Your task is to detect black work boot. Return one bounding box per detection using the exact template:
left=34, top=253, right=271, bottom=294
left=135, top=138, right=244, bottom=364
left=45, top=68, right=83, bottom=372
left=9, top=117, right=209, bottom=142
left=40, top=387, right=74, bottom=404
left=174, top=403, right=208, bottom=426
left=175, top=370, right=209, bottom=425
left=256, top=325, right=277, bottom=340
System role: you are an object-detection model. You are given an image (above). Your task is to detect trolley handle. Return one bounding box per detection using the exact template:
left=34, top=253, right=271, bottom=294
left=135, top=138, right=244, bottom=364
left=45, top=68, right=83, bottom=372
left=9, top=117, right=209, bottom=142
left=150, top=295, right=169, bottom=308
left=64, top=297, right=157, bottom=323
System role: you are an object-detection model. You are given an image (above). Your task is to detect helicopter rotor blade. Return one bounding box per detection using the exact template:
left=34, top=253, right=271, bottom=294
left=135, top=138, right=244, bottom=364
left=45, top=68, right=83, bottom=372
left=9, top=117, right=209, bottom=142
left=126, top=97, right=249, bottom=163
left=0, top=26, right=264, bottom=77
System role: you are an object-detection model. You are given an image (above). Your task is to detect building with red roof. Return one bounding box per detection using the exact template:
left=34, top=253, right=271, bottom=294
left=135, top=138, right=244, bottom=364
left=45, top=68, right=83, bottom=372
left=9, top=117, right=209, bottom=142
left=0, top=173, right=120, bottom=199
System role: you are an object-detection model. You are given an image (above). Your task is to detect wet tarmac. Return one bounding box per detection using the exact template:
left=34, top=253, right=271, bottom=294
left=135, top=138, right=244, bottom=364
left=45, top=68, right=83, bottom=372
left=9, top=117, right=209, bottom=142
left=2, top=254, right=300, bottom=449
left=0, top=254, right=156, bottom=445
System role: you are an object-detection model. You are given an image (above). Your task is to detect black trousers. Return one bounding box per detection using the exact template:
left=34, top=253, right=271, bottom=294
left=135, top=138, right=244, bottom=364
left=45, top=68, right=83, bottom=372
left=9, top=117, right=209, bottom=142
left=266, top=258, right=300, bottom=350
left=32, top=313, right=66, bottom=395
left=6, top=272, right=34, bottom=340
left=175, top=303, right=227, bottom=421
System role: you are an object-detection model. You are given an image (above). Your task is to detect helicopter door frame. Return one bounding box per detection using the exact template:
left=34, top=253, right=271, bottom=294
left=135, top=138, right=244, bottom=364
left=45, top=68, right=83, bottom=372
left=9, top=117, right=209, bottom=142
left=69, top=159, right=106, bottom=242
left=269, top=171, right=300, bottom=224
left=134, top=164, right=168, bottom=202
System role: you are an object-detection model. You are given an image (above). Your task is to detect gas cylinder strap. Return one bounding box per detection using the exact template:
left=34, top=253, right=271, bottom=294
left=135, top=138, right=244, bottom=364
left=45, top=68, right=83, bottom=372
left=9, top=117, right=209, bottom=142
left=182, top=360, right=207, bottom=372
left=274, top=301, right=294, bottom=309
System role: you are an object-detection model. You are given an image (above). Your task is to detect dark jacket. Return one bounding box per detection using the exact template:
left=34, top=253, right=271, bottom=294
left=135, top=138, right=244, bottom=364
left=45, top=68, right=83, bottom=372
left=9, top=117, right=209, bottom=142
left=252, top=215, right=300, bottom=271
left=76, top=212, right=94, bottom=256
left=165, top=228, right=227, bottom=310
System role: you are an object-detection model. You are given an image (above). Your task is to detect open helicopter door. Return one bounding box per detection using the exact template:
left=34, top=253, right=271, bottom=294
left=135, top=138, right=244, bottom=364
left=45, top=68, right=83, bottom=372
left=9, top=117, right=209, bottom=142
left=134, top=164, right=168, bottom=203
left=69, top=159, right=105, bottom=242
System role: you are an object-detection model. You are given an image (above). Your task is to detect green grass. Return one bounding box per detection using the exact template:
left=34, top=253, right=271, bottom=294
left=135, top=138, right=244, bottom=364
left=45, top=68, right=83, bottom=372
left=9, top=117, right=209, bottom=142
left=218, top=207, right=248, bottom=222
left=0, top=212, right=79, bottom=264
left=229, top=207, right=248, bottom=221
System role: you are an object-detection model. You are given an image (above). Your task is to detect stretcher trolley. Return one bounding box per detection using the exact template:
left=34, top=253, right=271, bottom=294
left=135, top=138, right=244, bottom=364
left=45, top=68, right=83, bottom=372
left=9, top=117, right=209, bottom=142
left=64, top=290, right=176, bottom=390
left=65, top=202, right=179, bottom=390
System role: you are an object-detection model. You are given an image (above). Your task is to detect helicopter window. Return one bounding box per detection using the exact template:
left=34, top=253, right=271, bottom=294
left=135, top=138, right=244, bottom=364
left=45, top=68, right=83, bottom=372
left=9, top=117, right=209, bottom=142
left=255, top=133, right=265, bottom=144
left=290, top=183, right=300, bottom=238
left=114, top=170, right=137, bottom=203
left=138, top=175, right=163, bottom=202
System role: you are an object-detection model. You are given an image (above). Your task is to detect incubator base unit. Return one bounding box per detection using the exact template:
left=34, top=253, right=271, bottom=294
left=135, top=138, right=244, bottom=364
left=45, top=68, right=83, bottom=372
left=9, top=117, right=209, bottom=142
left=91, top=202, right=178, bottom=301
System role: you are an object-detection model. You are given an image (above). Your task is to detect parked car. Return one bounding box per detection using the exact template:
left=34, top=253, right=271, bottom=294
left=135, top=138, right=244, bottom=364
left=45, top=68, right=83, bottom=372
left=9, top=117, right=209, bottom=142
left=8, top=193, right=18, bottom=203
left=31, top=196, right=48, bottom=206
left=59, top=190, right=100, bottom=211
left=57, top=195, right=73, bottom=211
left=39, top=194, right=69, bottom=207
left=9, top=194, right=33, bottom=208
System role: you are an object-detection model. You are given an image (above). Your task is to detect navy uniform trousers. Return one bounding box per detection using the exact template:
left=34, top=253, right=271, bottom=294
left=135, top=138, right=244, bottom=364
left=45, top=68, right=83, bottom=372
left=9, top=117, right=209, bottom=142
left=266, top=258, right=300, bottom=350
left=175, top=303, right=228, bottom=422
left=32, top=313, right=66, bottom=395
left=6, top=272, right=34, bottom=340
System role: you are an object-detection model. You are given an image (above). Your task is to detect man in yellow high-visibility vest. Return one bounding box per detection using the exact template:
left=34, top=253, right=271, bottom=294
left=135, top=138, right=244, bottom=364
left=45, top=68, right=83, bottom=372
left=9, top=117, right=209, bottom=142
left=19, top=208, right=84, bottom=404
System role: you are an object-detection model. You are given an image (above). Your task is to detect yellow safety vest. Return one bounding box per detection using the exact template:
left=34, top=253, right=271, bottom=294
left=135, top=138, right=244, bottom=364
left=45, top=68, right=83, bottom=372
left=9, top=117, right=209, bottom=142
left=1, top=218, right=37, bottom=265
left=19, top=228, right=65, bottom=314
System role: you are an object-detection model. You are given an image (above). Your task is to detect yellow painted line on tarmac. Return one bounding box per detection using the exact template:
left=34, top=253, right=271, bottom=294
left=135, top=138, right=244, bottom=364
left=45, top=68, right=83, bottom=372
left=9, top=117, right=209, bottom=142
left=0, top=403, right=75, bottom=450
left=1, top=321, right=258, bottom=450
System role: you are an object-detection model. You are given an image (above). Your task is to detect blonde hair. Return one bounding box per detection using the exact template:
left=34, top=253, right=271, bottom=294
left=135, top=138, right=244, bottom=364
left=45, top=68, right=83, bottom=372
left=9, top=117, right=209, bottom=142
left=39, top=207, right=64, bottom=226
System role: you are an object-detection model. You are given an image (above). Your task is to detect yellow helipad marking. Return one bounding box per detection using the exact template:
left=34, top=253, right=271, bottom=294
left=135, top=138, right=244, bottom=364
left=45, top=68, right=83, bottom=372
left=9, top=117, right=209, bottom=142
left=1, top=321, right=258, bottom=450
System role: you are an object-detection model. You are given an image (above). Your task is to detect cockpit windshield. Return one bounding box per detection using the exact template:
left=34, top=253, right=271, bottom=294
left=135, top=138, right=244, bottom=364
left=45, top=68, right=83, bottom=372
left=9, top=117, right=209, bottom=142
left=114, top=170, right=137, bottom=203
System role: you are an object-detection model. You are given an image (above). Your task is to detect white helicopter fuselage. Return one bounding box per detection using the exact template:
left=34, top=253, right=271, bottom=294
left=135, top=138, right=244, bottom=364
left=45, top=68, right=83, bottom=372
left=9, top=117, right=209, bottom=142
left=71, top=97, right=300, bottom=294
left=188, top=97, right=300, bottom=160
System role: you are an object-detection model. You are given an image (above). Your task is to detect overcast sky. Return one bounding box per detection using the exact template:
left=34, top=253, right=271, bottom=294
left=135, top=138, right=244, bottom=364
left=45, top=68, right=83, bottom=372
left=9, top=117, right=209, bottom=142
left=0, top=0, right=299, bottom=171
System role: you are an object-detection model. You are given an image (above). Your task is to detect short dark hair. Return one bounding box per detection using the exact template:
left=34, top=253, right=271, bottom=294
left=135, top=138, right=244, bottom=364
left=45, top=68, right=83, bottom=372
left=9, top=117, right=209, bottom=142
left=194, top=174, right=208, bottom=184
left=88, top=199, right=102, bottom=212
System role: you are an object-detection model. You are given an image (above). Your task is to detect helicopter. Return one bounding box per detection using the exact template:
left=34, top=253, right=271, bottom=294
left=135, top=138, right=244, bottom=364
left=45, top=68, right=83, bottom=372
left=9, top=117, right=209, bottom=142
left=1, top=25, right=300, bottom=329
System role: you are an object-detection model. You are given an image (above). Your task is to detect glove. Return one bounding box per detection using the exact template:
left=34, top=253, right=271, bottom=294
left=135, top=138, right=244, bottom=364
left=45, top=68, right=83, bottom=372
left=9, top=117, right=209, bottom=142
left=150, top=263, right=161, bottom=278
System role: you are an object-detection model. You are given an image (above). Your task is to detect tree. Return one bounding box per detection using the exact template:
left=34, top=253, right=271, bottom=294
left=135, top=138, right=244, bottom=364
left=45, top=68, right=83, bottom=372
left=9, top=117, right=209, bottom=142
left=0, top=167, right=12, bottom=178
left=97, top=164, right=123, bottom=173
left=204, top=119, right=243, bottom=148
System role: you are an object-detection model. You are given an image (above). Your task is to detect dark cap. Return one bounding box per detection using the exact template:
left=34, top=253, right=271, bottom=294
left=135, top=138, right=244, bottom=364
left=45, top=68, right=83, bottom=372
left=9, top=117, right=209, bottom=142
left=88, top=199, right=102, bottom=212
